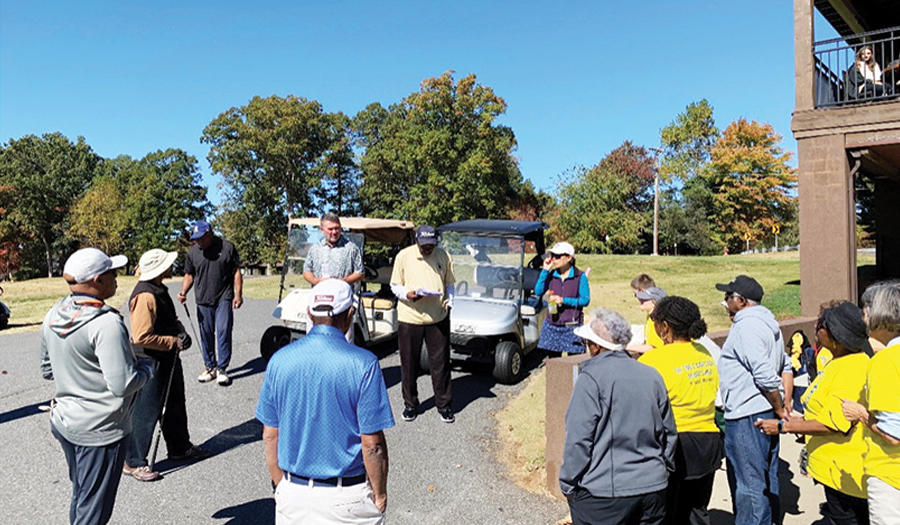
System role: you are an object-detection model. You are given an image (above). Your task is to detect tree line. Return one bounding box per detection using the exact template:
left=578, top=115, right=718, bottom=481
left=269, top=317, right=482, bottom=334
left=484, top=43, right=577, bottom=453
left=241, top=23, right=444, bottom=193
left=0, top=72, right=797, bottom=280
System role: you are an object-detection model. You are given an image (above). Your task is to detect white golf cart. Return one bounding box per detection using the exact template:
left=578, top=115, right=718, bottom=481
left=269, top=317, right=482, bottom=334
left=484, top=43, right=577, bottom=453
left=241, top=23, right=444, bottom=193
left=434, top=220, right=549, bottom=383
left=260, top=217, right=416, bottom=362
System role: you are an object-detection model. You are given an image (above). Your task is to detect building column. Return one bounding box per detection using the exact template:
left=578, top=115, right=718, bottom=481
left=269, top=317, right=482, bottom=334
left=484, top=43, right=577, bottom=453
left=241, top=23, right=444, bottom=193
left=799, top=135, right=857, bottom=315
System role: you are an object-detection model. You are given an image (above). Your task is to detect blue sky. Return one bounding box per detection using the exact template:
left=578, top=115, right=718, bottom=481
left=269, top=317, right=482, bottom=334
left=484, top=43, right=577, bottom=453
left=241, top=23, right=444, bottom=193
left=1, top=1, right=837, bottom=205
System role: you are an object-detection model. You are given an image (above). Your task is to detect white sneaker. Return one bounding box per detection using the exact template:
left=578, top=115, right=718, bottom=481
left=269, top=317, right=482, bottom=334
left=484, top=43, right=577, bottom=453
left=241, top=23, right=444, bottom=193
left=198, top=368, right=217, bottom=383
left=216, top=370, right=231, bottom=386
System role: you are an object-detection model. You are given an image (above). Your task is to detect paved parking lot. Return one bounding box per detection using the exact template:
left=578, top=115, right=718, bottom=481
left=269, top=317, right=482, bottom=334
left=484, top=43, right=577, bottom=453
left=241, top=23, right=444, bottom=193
left=0, top=285, right=568, bottom=524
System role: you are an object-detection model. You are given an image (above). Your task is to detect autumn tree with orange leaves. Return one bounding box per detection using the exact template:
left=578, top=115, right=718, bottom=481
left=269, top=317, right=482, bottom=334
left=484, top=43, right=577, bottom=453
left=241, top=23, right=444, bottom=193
left=703, top=119, right=796, bottom=252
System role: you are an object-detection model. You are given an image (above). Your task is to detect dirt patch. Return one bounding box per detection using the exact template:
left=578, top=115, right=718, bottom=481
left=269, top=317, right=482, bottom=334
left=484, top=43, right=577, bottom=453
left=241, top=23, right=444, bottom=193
left=494, top=369, right=556, bottom=498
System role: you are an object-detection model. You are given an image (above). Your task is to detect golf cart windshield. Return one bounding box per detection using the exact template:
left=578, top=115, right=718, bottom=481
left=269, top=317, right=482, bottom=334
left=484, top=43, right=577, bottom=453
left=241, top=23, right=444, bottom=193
left=440, top=232, right=538, bottom=303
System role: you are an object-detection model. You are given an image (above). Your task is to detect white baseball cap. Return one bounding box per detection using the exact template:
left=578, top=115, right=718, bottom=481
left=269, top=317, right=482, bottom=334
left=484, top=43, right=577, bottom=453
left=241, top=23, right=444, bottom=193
left=308, top=279, right=354, bottom=317
left=63, top=248, right=128, bottom=284
left=548, top=242, right=575, bottom=256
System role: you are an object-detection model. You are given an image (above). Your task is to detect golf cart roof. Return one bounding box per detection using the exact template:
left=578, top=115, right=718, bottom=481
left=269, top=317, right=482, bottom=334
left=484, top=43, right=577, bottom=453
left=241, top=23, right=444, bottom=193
left=289, top=217, right=416, bottom=244
left=438, top=220, right=548, bottom=238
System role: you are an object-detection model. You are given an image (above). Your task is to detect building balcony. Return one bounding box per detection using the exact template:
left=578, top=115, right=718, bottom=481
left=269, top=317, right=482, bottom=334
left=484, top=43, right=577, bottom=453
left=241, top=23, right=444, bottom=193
left=814, top=25, right=900, bottom=108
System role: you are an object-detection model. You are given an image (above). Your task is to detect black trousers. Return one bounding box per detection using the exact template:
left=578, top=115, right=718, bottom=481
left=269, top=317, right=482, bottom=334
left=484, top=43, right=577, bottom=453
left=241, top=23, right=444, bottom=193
left=823, top=485, right=869, bottom=525
left=568, top=488, right=666, bottom=525
left=666, top=472, right=715, bottom=525
left=398, top=317, right=452, bottom=410
left=125, top=351, right=192, bottom=467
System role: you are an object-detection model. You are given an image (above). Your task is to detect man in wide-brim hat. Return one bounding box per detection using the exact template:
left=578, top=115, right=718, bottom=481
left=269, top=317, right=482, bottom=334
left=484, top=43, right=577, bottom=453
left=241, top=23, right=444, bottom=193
left=124, top=249, right=209, bottom=482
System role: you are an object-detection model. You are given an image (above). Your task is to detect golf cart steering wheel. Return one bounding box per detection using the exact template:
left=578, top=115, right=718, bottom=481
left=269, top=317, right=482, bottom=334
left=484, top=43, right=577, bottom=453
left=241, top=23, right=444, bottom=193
left=456, top=281, right=468, bottom=296
left=364, top=265, right=379, bottom=281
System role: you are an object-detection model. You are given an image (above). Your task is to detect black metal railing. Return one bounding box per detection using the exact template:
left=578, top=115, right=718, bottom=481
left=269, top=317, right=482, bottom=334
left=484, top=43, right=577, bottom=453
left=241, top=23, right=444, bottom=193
left=814, top=26, right=900, bottom=108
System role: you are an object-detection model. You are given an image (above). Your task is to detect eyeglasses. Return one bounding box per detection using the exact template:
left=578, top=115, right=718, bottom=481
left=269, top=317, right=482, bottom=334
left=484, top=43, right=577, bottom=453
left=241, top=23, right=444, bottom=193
left=550, top=254, right=567, bottom=259
left=725, top=292, right=742, bottom=301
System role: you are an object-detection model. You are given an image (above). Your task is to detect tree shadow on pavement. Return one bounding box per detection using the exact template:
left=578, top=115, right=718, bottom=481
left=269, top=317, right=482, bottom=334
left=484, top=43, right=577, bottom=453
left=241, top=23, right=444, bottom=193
left=212, top=498, right=274, bottom=523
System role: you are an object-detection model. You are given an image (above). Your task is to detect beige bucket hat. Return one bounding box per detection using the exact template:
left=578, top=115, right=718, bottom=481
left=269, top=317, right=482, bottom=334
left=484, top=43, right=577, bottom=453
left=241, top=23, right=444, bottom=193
left=138, top=249, right=178, bottom=282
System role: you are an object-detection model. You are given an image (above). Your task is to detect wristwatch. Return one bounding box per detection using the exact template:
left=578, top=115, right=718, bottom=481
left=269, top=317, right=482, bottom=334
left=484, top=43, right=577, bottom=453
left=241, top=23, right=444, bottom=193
left=777, top=420, right=785, bottom=434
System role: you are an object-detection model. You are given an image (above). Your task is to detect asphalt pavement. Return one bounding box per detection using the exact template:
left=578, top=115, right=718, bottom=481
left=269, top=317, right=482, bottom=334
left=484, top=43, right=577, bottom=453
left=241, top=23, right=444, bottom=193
left=0, top=282, right=568, bottom=524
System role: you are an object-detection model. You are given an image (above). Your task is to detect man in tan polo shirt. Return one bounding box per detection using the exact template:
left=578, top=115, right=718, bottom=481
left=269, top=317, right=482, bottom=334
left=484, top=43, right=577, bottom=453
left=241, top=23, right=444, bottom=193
left=390, top=225, right=456, bottom=423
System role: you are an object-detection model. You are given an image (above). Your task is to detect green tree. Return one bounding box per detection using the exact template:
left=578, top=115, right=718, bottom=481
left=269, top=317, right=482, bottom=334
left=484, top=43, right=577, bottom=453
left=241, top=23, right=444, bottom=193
left=704, top=119, right=797, bottom=252
left=551, top=142, right=656, bottom=253
left=355, top=71, right=523, bottom=226
left=656, top=100, right=722, bottom=254
left=659, top=99, right=719, bottom=183
left=0, top=133, right=100, bottom=277
left=69, top=150, right=210, bottom=264
left=68, top=176, right=129, bottom=256
left=202, top=95, right=346, bottom=264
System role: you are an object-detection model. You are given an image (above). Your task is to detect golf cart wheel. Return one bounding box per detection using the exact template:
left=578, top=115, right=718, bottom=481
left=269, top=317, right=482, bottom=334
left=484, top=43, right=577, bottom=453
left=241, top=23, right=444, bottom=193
left=260, top=326, right=294, bottom=364
left=419, top=342, right=430, bottom=373
left=493, top=341, right=523, bottom=384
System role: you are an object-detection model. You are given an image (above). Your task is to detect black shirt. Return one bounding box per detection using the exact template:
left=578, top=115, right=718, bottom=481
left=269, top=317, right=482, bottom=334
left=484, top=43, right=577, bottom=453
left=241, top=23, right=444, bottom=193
left=184, top=236, right=242, bottom=306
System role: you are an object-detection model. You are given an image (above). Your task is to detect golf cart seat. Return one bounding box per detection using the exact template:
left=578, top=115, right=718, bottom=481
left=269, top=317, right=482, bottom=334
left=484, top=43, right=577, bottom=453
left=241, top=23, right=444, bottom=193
left=520, top=295, right=542, bottom=316
left=361, top=296, right=395, bottom=310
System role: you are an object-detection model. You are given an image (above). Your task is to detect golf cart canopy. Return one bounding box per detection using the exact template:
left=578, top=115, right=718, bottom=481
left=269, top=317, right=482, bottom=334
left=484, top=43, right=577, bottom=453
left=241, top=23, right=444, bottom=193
left=439, top=220, right=548, bottom=239
left=289, top=217, right=416, bottom=244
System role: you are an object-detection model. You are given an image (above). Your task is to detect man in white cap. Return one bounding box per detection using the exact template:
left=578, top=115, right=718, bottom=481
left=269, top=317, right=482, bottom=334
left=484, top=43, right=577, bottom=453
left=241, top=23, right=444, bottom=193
left=256, top=279, right=394, bottom=524
left=124, top=249, right=209, bottom=482
left=40, top=248, right=154, bottom=525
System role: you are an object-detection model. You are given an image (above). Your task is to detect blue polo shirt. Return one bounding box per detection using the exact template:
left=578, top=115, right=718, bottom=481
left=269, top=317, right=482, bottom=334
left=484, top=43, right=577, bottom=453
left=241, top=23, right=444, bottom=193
left=255, top=325, right=394, bottom=478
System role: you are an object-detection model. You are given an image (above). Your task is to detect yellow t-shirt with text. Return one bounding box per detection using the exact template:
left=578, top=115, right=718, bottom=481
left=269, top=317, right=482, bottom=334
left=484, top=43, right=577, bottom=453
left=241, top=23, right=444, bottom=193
left=639, top=341, right=718, bottom=433
left=865, top=344, right=900, bottom=490
left=802, top=352, right=869, bottom=499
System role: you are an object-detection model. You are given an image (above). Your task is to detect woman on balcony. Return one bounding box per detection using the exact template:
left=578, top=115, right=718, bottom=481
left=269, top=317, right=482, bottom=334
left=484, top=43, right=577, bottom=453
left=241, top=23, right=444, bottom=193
left=849, top=46, right=889, bottom=98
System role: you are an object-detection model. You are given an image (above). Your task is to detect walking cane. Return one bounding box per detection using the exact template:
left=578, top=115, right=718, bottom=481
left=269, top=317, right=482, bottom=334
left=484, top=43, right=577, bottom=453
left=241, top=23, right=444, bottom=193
left=148, top=347, right=180, bottom=471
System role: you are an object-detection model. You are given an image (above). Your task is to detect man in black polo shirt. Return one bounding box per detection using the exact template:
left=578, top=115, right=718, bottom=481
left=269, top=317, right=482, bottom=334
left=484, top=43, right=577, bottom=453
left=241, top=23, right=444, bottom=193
left=178, top=220, right=243, bottom=386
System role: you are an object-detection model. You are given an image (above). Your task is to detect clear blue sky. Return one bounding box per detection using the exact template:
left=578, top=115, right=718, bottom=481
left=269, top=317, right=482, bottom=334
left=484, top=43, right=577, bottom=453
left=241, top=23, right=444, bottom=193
left=1, top=1, right=836, bottom=205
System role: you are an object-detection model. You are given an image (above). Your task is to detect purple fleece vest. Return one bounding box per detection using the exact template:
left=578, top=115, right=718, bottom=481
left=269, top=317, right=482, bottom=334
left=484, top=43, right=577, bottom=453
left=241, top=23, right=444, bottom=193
left=548, top=267, right=584, bottom=326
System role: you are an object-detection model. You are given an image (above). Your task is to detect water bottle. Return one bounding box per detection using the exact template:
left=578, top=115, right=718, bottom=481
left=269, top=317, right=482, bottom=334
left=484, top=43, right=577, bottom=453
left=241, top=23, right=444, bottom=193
left=548, top=294, right=558, bottom=315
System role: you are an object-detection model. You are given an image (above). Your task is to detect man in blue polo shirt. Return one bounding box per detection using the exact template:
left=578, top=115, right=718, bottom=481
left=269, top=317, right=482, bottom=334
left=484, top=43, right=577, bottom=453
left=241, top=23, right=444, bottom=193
left=256, top=279, right=394, bottom=524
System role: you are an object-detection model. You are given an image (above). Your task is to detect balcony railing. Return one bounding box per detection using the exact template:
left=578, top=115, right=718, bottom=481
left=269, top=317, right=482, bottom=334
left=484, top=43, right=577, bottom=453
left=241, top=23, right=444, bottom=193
left=814, top=26, right=900, bottom=108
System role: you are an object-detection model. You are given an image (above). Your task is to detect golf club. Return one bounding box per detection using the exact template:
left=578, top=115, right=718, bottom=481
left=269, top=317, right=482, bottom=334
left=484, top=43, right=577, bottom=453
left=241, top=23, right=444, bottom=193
left=148, top=348, right=180, bottom=471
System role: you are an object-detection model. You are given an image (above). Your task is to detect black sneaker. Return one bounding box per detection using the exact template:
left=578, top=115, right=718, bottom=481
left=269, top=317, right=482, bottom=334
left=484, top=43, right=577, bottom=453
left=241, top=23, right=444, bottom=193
left=438, top=407, right=455, bottom=424
left=402, top=405, right=418, bottom=422
left=168, top=446, right=211, bottom=461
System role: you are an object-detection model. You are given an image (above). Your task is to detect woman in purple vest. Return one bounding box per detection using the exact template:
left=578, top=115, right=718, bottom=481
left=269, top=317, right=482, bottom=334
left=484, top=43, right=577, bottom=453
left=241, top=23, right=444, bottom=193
left=534, top=242, right=591, bottom=355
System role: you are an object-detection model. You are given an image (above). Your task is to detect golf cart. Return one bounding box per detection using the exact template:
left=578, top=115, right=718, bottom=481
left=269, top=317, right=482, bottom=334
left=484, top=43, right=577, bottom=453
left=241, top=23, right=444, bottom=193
left=435, top=220, right=549, bottom=383
left=260, top=217, right=416, bottom=362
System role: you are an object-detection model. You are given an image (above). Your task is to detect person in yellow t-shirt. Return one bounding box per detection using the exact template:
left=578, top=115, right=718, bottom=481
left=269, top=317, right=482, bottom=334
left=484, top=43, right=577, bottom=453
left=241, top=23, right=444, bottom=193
left=757, top=301, right=872, bottom=525
left=842, top=283, right=900, bottom=524
left=627, top=286, right=667, bottom=355
left=639, top=295, right=722, bottom=525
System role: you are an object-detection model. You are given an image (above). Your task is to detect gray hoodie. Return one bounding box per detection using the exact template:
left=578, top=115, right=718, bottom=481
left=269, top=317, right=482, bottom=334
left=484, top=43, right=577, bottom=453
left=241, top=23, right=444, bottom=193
left=40, top=294, right=151, bottom=446
left=718, top=305, right=785, bottom=420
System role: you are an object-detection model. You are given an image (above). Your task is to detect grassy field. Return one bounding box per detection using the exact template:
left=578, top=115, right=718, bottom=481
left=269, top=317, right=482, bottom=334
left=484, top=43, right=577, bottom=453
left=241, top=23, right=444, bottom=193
left=2, top=251, right=875, bottom=335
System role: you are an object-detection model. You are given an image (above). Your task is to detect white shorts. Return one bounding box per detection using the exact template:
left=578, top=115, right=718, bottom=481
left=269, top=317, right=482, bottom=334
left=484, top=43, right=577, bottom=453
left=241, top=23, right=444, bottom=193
left=275, top=476, right=385, bottom=525
left=868, top=477, right=900, bottom=525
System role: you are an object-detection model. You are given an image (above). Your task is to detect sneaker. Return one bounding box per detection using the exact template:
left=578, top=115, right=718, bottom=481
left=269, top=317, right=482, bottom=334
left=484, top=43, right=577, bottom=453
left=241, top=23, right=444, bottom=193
left=216, top=370, right=231, bottom=386
left=198, top=368, right=217, bottom=383
left=168, top=445, right=211, bottom=461
left=122, top=464, right=160, bottom=482
left=438, top=406, right=455, bottom=424
left=401, top=405, right=418, bottom=422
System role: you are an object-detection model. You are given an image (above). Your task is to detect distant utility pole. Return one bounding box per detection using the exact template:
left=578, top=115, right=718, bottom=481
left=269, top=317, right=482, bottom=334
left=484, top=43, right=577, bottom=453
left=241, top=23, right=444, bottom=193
left=648, top=147, right=662, bottom=257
